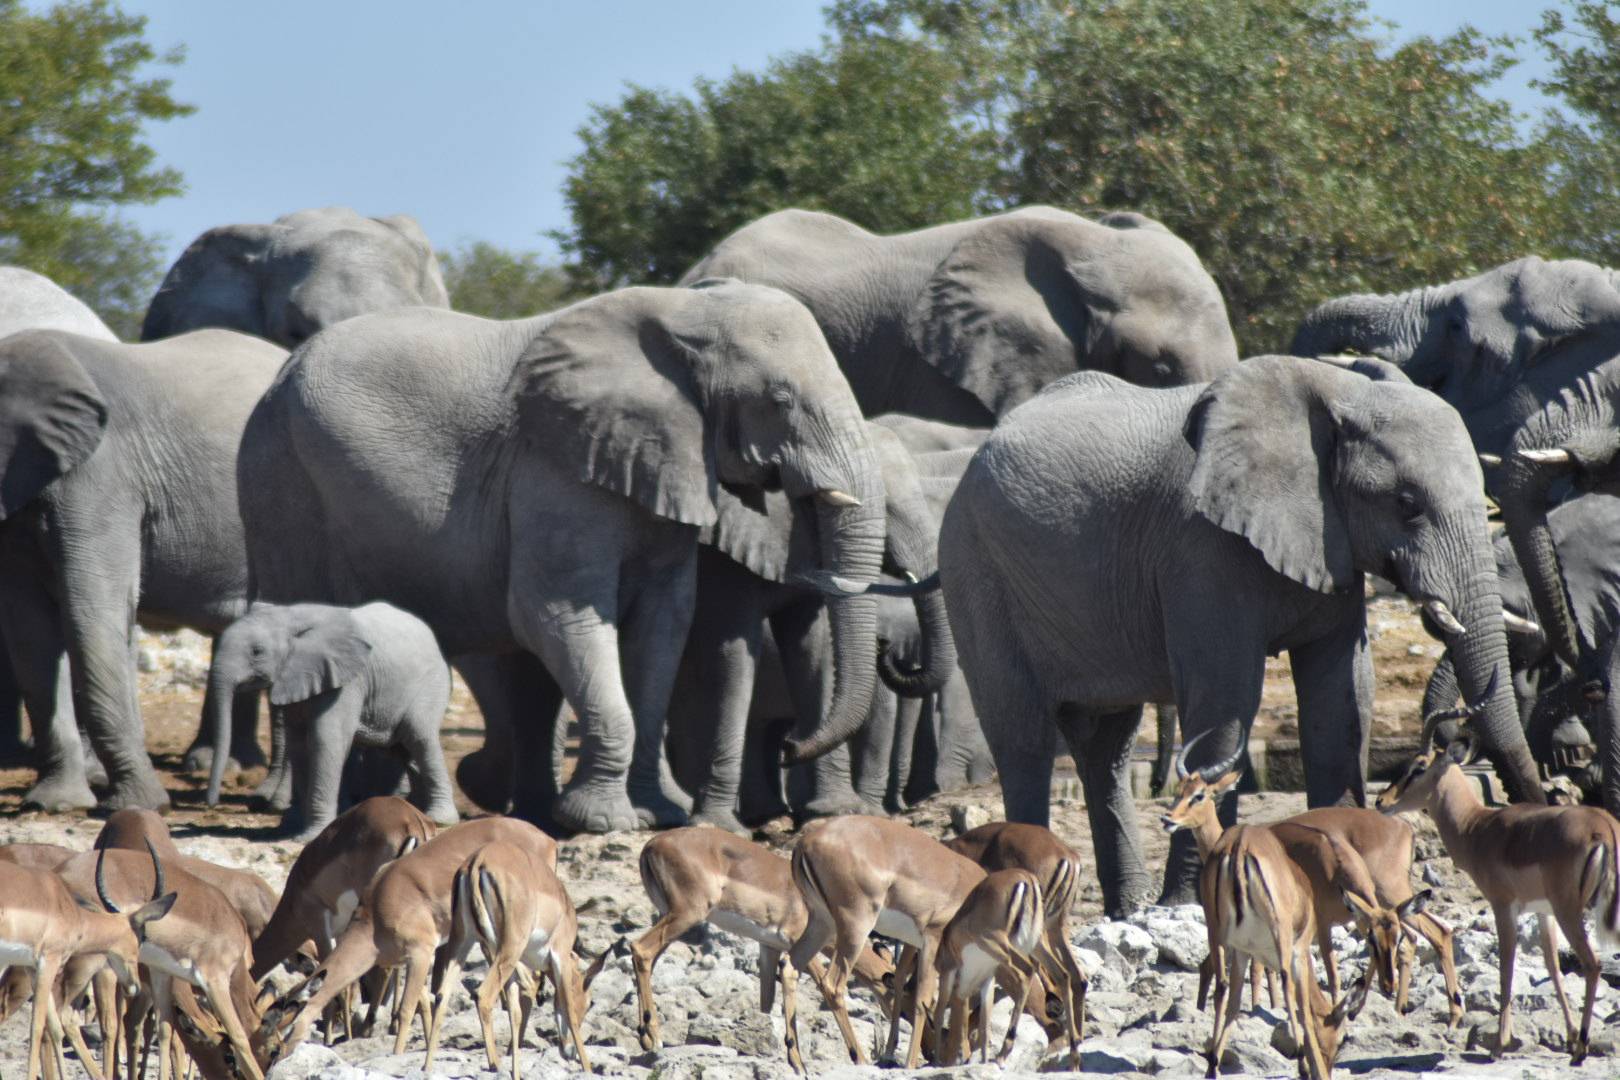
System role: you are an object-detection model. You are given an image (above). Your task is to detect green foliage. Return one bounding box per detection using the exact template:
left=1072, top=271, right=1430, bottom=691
left=439, top=241, right=577, bottom=319
left=557, top=36, right=995, bottom=289
left=0, top=0, right=190, bottom=333
left=1534, top=3, right=1620, bottom=266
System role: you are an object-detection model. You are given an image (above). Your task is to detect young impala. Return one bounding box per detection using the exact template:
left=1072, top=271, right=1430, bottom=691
left=930, top=867, right=1045, bottom=1066
left=1378, top=699, right=1620, bottom=1063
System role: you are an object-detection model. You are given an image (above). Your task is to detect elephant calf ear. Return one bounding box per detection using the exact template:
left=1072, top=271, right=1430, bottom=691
left=1184, top=356, right=1357, bottom=594
left=270, top=622, right=373, bottom=707
left=0, top=334, right=110, bottom=520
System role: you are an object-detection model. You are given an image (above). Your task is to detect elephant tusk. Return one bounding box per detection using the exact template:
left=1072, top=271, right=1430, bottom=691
left=1500, top=609, right=1541, bottom=635
left=1422, top=600, right=1467, bottom=637
left=816, top=489, right=862, bottom=507
left=1477, top=453, right=1502, bottom=468
left=1517, top=447, right=1572, bottom=467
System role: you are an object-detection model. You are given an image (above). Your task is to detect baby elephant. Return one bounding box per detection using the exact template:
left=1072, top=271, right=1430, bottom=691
left=203, top=602, right=458, bottom=839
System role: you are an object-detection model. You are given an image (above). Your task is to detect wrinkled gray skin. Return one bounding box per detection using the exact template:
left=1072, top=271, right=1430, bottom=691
left=1291, top=257, right=1620, bottom=463
left=141, top=207, right=449, bottom=349
left=203, top=601, right=457, bottom=840
left=0, top=329, right=286, bottom=811
left=1424, top=495, right=1620, bottom=795
left=682, top=207, right=1239, bottom=425
left=940, top=356, right=1539, bottom=916
left=661, top=422, right=958, bottom=834
left=240, top=281, right=885, bottom=835
left=0, top=268, right=117, bottom=764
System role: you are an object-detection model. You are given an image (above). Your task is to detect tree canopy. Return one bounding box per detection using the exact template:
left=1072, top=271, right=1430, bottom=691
left=558, top=0, right=1613, bottom=353
left=439, top=241, right=577, bottom=320
left=1534, top=2, right=1620, bottom=267
left=0, top=0, right=191, bottom=337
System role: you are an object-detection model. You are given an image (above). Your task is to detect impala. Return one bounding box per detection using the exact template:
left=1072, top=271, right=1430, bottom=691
left=1378, top=700, right=1620, bottom=1064
left=931, top=868, right=1044, bottom=1066
left=95, top=809, right=279, bottom=940
left=782, top=815, right=985, bottom=1071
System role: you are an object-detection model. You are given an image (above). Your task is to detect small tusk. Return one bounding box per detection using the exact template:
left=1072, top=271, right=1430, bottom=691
left=1517, top=447, right=1572, bottom=466
left=1500, top=609, right=1540, bottom=634
left=1477, top=453, right=1502, bottom=468
left=1423, top=600, right=1467, bottom=636
left=816, top=489, right=862, bottom=507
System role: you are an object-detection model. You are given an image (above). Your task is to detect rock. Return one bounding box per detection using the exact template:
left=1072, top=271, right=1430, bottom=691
left=950, top=803, right=992, bottom=834
left=1218, top=1026, right=1290, bottom=1075
left=1421, top=861, right=1447, bottom=888
left=266, top=1042, right=344, bottom=1080
left=1132, top=905, right=1207, bottom=971
left=1077, top=920, right=1159, bottom=971
left=137, top=647, right=159, bottom=673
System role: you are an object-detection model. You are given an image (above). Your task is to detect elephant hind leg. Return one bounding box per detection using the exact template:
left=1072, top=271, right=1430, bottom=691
left=1060, top=706, right=1151, bottom=917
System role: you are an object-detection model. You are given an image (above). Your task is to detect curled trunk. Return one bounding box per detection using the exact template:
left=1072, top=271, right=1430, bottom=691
left=876, top=583, right=955, bottom=698
left=1498, top=455, right=1584, bottom=671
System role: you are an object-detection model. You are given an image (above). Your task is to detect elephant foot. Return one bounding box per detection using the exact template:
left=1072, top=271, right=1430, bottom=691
left=629, top=770, right=691, bottom=829
left=688, top=803, right=750, bottom=836
left=1156, top=881, right=1200, bottom=908
left=252, top=762, right=294, bottom=813
left=23, top=771, right=97, bottom=813
left=100, top=772, right=171, bottom=812
left=181, top=744, right=242, bottom=781
left=555, top=778, right=641, bottom=834
left=82, top=743, right=108, bottom=789
left=455, top=748, right=514, bottom=813
left=799, top=787, right=873, bottom=821
left=422, top=799, right=460, bottom=828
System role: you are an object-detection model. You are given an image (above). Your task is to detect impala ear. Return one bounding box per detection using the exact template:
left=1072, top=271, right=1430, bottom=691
left=0, top=333, right=110, bottom=519
left=270, top=616, right=371, bottom=707
left=130, top=892, right=178, bottom=936
left=1398, top=889, right=1433, bottom=919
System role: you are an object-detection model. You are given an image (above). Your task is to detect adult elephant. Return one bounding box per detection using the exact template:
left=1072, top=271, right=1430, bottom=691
left=1290, top=257, right=1620, bottom=460
left=663, top=421, right=954, bottom=833
left=0, top=329, right=287, bottom=810
left=239, top=280, right=887, bottom=835
left=681, top=207, right=1239, bottom=425
left=0, top=268, right=117, bottom=763
left=933, top=355, right=1540, bottom=916
left=141, top=207, right=449, bottom=348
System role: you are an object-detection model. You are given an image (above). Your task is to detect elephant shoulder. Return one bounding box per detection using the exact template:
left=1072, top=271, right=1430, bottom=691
left=684, top=209, right=872, bottom=284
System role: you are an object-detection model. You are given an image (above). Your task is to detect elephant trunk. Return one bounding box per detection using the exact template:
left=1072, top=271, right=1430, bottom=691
left=1289, top=289, right=1431, bottom=368
left=205, top=664, right=253, bottom=806
left=1498, top=454, right=1584, bottom=672
left=782, top=488, right=887, bottom=765
left=1421, top=651, right=1461, bottom=719
left=875, top=501, right=957, bottom=699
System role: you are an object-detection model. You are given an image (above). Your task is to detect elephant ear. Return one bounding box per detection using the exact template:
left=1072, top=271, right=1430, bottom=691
left=269, top=618, right=372, bottom=707
left=140, top=225, right=275, bottom=342
left=513, top=291, right=718, bottom=526
left=1184, top=356, right=1360, bottom=593
left=0, top=333, right=110, bottom=519
left=702, top=483, right=817, bottom=584
left=907, top=209, right=1087, bottom=415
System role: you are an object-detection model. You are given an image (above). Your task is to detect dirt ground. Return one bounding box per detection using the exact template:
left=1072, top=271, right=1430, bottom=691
left=6, top=594, right=1606, bottom=1080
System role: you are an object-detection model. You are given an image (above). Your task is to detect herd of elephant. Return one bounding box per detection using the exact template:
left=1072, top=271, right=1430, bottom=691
left=5, top=201, right=1620, bottom=914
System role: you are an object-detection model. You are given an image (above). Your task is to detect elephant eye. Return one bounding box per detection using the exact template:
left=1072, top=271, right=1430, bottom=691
left=1396, top=491, right=1423, bottom=525
left=768, top=384, right=797, bottom=411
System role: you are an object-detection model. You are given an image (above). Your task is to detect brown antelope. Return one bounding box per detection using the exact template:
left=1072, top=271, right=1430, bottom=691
left=259, top=816, right=557, bottom=1065
left=0, top=843, right=75, bottom=871
left=57, top=845, right=265, bottom=1080
left=782, top=815, right=986, bottom=1071
left=1377, top=701, right=1620, bottom=1064
left=943, top=821, right=1088, bottom=1059
left=1276, top=806, right=1461, bottom=1025
left=930, top=868, right=1045, bottom=1067
left=423, top=840, right=591, bottom=1076
left=95, top=809, right=279, bottom=939
left=619, top=827, right=892, bottom=1055
left=249, top=795, right=436, bottom=981
left=0, top=850, right=170, bottom=1080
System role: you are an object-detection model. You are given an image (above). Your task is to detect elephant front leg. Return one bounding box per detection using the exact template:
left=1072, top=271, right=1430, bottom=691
left=289, top=697, right=359, bottom=842
left=684, top=615, right=763, bottom=835
left=1059, top=706, right=1151, bottom=917
left=253, top=708, right=294, bottom=812
left=0, top=577, right=94, bottom=811
left=60, top=594, right=167, bottom=810
left=1289, top=603, right=1374, bottom=809
left=774, top=602, right=868, bottom=818
left=399, top=715, right=459, bottom=828
left=619, top=555, right=698, bottom=828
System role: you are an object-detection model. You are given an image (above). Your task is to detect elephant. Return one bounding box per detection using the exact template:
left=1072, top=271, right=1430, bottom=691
left=0, top=328, right=287, bottom=811
left=1290, top=257, right=1620, bottom=462
left=238, top=280, right=888, bottom=835
left=660, top=419, right=957, bottom=834
left=202, top=601, right=458, bottom=839
left=680, top=206, right=1239, bottom=425
left=1423, top=494, right=1620, bottom=797
left=931, top=355, right=1541, bottom=916
left=141, top=206, right=449, bottom=349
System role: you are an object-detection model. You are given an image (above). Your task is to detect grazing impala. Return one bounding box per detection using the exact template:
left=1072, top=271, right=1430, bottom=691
left=943, top=821, right=1088, bottom=1059
left=249, top=796, right=436, bottom=980
left=95, top=809, right=279, bottom=939
left=931, top=868, right=1045, bottom=1066
left=424, top=840, right=591, bottom=1076
left=782, top=816, right=986, bottom=1070
left=259, top=816, right=557, bottom=1064
left=1378, top=700, right=1620, bottom=1064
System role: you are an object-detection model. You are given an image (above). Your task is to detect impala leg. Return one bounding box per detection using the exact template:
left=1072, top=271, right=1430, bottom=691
left=59, top=998, right=102, bottom=1080
left=1316, top=922, right=1339, bottom=1001
left=1266, top=966, right=1281, bottom=1011
left=1207, top=949, right=1244, bottom=1077
left=503, top=976, right=523, bottom=1080
left=423, top=948, right=462, bottom=1071
left=30, top=959, right=65, bottom=1080
left=778, top=957, right=804, bottom=1075
left=1491, top=904, right=1518, bottom=1057
left=473, top=963, right=505, bottom=1071
left=996, top=953, right=1037, bottom=1066
left=91, top=968, right=119, bottom=1080
left=1393, top=932, right=1414, bottom=1014
left=903, top=937, right=939, bottom=1070
left=1554, top=908, right=1600, bottom=1064
left=630, top=911, right=699, bottom=1051
left=390, top=954, right=432, bottom=1058
left=882, top=945, right=914, bottom=1063
left=929, top=967, right=955, bottom=1065
left=554, top=955, right=591, bottom=1075
left=44, top=985, right=73, bottom=1080
left=150, top=980, right=173, bottom=1080
left=1539, top=915, right=1575, bottom=1046
left=1291, top=948, right=1329, bottom=1080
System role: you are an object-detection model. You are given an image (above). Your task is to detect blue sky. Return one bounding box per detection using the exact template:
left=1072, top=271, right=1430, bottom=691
left=113, top=1, right=1562, bottom=265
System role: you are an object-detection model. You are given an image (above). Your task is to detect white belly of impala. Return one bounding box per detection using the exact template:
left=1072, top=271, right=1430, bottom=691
left=955, top=943, right=999, bottom=995
left=1221, top=911, right=1284, bottom=970
left=0, top=940, right=38, bottom=968
left=521, top=925, right=555, bottom=971
left=709, top=909, right=791, bottom=952
left=329, top=890, right=360, bottom=936
left=874, top=908, right=924, bottom=949
left=139, top=942, right=202, bottom=985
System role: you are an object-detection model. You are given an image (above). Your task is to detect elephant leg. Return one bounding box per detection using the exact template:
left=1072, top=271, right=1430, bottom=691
left=619, top=553, right=697, bottom=828
left=1596, top=643, right=1620, bottom=817
left=0, top=574, right=94, bottom=811
left=0, top=634, right=25, bottom=765
left=454, top=653, right=563, bottom=820
left=684, top=608, right=762, bottom=836
left=848, top=691, right=893, bottom=814
left=1060, top=706, right=1151, bottom=918
left=888, top=694, right=922, bottom=812
left=903, top=693, right=940, bottom=806
left=1289, top=601, right=1374, bottom=808
left=1150, top=702, right=1179, bottom=797
left=973, top=678, right=1055, bottom=827
left=399, top=713, right=459, bottom=828
left=253, top=708, right=294, bottom=812
left=773, top=601, right=866, bottom=818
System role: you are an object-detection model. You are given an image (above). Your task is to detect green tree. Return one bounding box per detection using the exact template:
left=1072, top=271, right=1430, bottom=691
left=0, top=0, right=191, bottom=332
left=439, top=241, right=576, bottom=319
left=557, top=35, right=995, bottom=289
left=1534, top=2, right=1620, bottom=266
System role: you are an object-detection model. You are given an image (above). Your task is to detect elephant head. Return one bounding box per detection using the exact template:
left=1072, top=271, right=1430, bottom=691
left=0, top=331, right=110, bottom=519
left=909, top=207, right=1239, bottom=414
left=142, top=207, right=450, bottom=349
left=1183, top=354, right=1543, bottom=803
left=204, top=603, right=372, bottom=805
left=1291, top=258, right=1620, bottom=452
left=518, top=279, right=888, bottom=766
left=0, top=266, right=117, bottom=342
